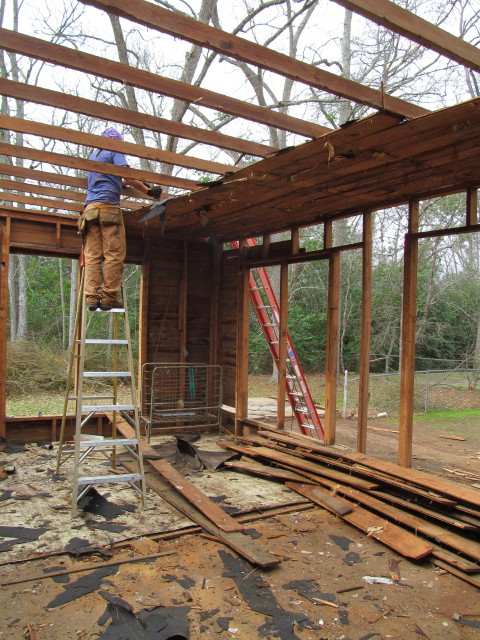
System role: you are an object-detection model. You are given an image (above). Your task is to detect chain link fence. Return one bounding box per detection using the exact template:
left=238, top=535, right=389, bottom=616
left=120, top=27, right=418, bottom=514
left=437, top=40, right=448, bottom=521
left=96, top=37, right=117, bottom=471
left=342, top=368, right=479, bottom=418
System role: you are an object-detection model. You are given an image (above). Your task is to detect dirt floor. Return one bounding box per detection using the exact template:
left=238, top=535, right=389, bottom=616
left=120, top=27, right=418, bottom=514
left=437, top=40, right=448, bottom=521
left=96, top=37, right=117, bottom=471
left=0, top=405, right=479, bottom=640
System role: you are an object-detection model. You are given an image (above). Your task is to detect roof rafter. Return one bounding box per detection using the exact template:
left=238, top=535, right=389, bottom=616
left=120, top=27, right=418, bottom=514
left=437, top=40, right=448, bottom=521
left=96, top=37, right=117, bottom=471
left=80, top=0, right=427, bottom=119
left=0, top=141, right=196, bottom=190
left=0, top=28, right=327, bottom=139
left=0, top=78, right=276, bottom=158
left=0, top=114, right=235, bottom=176
left=330, top=0, right=480, bottom=73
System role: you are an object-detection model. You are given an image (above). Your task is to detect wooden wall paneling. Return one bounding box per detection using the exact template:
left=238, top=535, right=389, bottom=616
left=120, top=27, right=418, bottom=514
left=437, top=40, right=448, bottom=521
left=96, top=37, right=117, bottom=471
left=324, top=250, right=340, bottom=445
left=357, top=211, right=372, bottom=453
left=138, top=234, right=150, bottom=400
left=277, top=262, right=289, bottom=429
left=467, top=187, right=478, bottom=227
left=235, top=265, right=250, bottom=437
left=185, top=242, right=214, bottom=364
left=209, top=248, right=221, bottom=367
left=220, top=256, right=239, bottom=407
left=179, top=239, right=188, bottom=364
left=0, top=216, right=10, bottom=438
left=398, top=201, right=420, bottom=467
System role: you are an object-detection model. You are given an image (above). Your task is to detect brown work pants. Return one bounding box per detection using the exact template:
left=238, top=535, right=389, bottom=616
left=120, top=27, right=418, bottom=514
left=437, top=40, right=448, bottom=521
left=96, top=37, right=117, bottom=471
left=83, top=203, right=126, bottom=304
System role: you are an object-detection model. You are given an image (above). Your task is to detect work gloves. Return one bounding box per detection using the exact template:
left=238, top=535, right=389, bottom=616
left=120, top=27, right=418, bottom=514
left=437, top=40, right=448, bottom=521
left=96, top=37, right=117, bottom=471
left=147, top=186, right=163, bottom=199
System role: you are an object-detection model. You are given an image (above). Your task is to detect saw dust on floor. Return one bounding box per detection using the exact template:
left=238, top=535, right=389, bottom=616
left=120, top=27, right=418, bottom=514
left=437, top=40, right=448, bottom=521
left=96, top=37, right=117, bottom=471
left=0, top=434, right=479, bottom=640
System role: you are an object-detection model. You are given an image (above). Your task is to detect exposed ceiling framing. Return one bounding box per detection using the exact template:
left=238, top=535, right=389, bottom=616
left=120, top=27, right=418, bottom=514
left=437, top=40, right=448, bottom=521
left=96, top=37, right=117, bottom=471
left=0, top=0, right=479, bottom=233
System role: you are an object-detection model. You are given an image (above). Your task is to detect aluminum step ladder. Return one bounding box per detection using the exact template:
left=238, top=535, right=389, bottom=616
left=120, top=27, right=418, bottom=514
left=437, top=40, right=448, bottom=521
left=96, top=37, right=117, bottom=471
left=56, top=268, right=146, bottom=514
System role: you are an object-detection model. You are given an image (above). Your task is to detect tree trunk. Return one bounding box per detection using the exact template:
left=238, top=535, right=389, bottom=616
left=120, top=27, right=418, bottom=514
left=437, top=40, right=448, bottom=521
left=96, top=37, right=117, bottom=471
left=16, top=254, right=28, bottom=340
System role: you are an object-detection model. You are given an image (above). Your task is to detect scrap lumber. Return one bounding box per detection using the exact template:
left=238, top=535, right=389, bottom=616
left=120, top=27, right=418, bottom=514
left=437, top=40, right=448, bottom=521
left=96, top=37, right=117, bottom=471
left=223, top=459, right=308, bottom=483
left=218, top=441, right=379, bottom=490
left=432, top=559, right=480, bottom=589
left=431, top=546, right=480, bottom=574
left=253, top=432, right=456, bottom=507
left=0, top=550, right=177, bottom=587
left=310, top=488, right=353, bottom=515
left=286, top=482, right=433, bottom=560
left=115, top=418, right=243, bottom=532
left=121, top=459, right=280, bottom=568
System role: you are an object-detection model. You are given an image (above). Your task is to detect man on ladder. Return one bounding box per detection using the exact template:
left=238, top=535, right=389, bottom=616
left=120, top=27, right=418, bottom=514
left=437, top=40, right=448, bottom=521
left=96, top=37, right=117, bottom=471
left=78, top=126, right=163, bottom=311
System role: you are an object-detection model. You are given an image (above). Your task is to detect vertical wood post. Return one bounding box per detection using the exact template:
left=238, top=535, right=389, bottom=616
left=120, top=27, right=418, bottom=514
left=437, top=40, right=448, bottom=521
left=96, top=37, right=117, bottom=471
left=235, top=265, right=250, bottom=437
left=0, top=216, right=10, bottom=439
left=209, top=246, right=221, bottom=367
left=277, top=262, right=288, bottom=429
left=324, top=250, right=340, bottom=445
left=179, top=239, right=188, bottom=363
left=467, top=187, right=478, bottom=226
left=357, top=211, right=373, bottom=453
left=398, top=201, right=419, bottom=467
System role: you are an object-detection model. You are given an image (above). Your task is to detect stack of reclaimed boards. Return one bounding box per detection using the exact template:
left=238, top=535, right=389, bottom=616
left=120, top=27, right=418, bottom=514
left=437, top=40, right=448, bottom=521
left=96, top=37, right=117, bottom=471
left=218, top=425, right=480, bottom=588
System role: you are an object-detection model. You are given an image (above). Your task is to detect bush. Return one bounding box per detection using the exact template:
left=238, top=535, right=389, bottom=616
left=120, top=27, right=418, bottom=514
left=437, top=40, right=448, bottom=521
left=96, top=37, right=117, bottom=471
left=7, top=339, right=69, bottom=394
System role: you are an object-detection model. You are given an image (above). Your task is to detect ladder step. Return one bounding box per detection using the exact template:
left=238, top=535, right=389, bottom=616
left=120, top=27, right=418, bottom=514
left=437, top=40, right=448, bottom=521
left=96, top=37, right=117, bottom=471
left=289, top=392, right=303, bottom=397
left=300, top=424, right=315, bottom=430
left=255, top=305, right=271, bottom=309
left=83, top=371, right=132, bottom=377
left=262, top=323, right=276, bottom=327
left=78, top=438, right=139, bottom=448
left=77, top=473, right=142, bottom=485
left=269, top=340, right=279, bottom=344
left=81, top=404, right=135, bottom=412
left=83, top=339, right=129, bottom=345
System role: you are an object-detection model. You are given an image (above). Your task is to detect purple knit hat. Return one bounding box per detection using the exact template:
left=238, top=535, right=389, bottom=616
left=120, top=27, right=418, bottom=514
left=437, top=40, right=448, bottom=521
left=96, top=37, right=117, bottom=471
left=102, top=127, right=123, bottom=140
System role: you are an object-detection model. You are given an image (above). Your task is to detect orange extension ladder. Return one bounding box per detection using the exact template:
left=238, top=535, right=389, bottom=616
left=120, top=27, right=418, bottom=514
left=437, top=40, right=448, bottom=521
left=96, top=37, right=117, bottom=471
left=231, top=239, right=324, bottom=440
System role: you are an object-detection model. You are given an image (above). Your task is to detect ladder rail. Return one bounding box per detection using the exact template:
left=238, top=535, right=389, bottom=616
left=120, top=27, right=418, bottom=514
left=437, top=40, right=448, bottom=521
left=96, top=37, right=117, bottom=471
left=56, top=268, right=147, bottom=513
left=232, top=239, right=324, bottom=439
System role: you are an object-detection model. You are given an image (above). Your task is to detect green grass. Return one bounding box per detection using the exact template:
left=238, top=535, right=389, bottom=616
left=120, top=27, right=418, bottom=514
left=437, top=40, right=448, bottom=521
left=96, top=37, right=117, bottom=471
left=414, top=408, right=480, bottom=421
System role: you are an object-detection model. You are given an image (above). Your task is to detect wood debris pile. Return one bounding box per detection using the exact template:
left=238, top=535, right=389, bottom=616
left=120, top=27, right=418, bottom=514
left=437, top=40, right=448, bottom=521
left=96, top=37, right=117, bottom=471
left=218, top=426, right=480, bottom=589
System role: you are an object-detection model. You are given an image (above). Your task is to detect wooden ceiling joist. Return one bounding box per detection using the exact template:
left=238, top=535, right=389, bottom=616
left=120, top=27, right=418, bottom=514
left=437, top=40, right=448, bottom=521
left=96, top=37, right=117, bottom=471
left=0, top=29, right=326, bottom=139
left=80, top=0, right=428, bottom=119
left=331, top=0, right=480, bottom=74
left=0, top=178, right=84, bottom=202
left=0, top=78, right=276, bottom=158
left=0, top=191, right=83, bottom=213
left=0, top=141, right=196, bottom=191
left=0, top=114, right=234, bottom=176
left=0, top=162, right=86, bottom=188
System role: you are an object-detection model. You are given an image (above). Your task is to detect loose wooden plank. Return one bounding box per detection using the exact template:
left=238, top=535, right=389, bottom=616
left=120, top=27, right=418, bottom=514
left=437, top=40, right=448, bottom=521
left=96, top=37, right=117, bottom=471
left=431, top=547, right=480, bottom=574
left=224, top=459, right=308, bottom=483
left=431, top=559, right=480, bottom=589
left=116, top=419, right=244, bottom=533
left=218, top=441, right=380, bottom=490
left=122, top=459, right=279, bottom=568
left=286, top=482, right=433, bottom=560
left=311, top=488, right=353, bottom=516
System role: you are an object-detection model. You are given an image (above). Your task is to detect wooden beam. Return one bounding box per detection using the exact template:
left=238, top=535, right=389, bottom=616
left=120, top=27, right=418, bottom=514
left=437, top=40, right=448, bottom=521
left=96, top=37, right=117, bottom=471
left=0, top=178, right=84, bottom=202
left=138, top=236, right=150, bottom=401
left=277, top=263, right=288, bottom=429
left=0, top=141, right=194, bottom=191
left=0, top=29, right=325, bottom=139
left=0, top=177, right=145, bottom=209
left=324, top=250, right=340, bottom=445
left=80, top=0, right=427, bottom=119
left=357, top=211, right=372, bottom=453
left=331, top=0, right=480, bottom=74
left=0, top=192, right=83, bottom=213
left=466, top=187, right=478, bottom=227
left=0, top=162, right=86, bottom=188
left=0, top=114, right=234, bottom=176
left=235, top=266, right=250, bottom=436
left=0, top=216, right=10, bottom=439
left=398, top=201, right=419, bottom=468
left=0, top=162, right=149, bottom=200
left=412, top=223, right=480, bottom=240
left=0, top=78, right=276, bottom=158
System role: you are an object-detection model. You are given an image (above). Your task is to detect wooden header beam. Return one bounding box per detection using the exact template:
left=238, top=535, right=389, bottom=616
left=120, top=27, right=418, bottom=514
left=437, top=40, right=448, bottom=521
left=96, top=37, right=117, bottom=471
left=0, top=114, right=234, bottom=176
left=81, top=0, right=427, bottom=119
left=331, top=0, right=480, bottom=74
left=0, top=78, right=275, bottom=158
left=0, top=29, right=326, bottom=139
left=0, top=141, right=195, bottom=191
